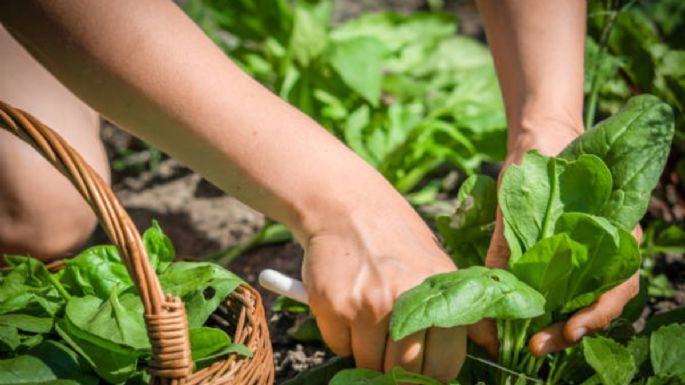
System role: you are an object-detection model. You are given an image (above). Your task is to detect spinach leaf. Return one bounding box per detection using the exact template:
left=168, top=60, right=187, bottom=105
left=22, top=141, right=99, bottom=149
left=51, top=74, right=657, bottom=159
left=193, top=343, right=252, bottom=368
left=64, top=290, right=149, bottom=353
left=287, top=314, right=323, bottom=342
left=0, top=325, right=20, bottom=353
left=0, top=340, right=97, bottom=385
left=555, top=213, right=641, bottom=313
left=390, top=266, right=545, bottom=340
left=189, top=326, right=231, bottom=360
left=61, top=246, right=132, bottom=299
left=289, top=4, right=328, bottom=66
left=271, top=296, right=309, bottom=313
left=0, top=313, right=53, bottom=334
left=330, top=367, right=444, bottom=385
left=159, top=262, right=243, bottom=327
left=650, top=323, right=685, bottom=381
left=142, top=220, right=175, bottom=273
left=583, top=336, right=636, bottom=385
left=560, top=95, right=674, bottom=230
left=499, top=152, right=612, bottom=258
left=55, top=318, right=138, bottom=385
left=627, top=336, right=650, bottom=371
left=508, top=234, right=579, bottom=313
left=282, top=356, right=355, bottom=385
left=329, top=36, right=385, bottom=106
left=0, top=256, right=65, bottom=316
left=436, top=174, right=497, bottom=268
left=642, top=308, right=685, bottom=335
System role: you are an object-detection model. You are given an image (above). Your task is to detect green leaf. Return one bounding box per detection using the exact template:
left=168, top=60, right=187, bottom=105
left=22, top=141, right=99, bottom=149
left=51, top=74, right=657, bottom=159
left=643, top=308, right=685, bottom=335
left=620, top=275, right=649, bottom=323
left=282, top=356, right=355, bottom=385
left=390, top=266, right=545, bottom=340
left=499, top=152, right=612, bottom=258
left=627, top=336, right=650, bottom=369
left=329, top=36, right=385, bottom=106
left=329, top=367, right=444, bottom=385
left=555, top=213, right=641, bottom=313
left=159, top=262, right=243, bottom=327
left=343, top=105, right=374, bottom=164
left=189, top=327, right=231, bottom=360
left=560, top=95, right=675, bottom=230
left=508, top=234, right=579, bottom=313
left=287, top=314, right=323, bottom=342
left=193, top=343, right=252, bottom=368
left=583, top=336, right=636, bottom=385
left=330, top=368, right=385, bottom=385
left=650, top=323, right=685, bottom=380
left=289, top=5, right=328, bottom=66
left=0, top=313, right=53, bottom=334
left=271, top=296, right=309, bottom=313
left=436, top=175, right=497, bottom=268
left=64, top=291, right=149, bottom=353
left=0, top=340, right=98, bottom=385
left=0, top=325, right=20, bottom=352
left=0, top=256, right=64, bottom=316
left=55, top=318, right=138, bottom=385
left=143, top=220, right=175, bottom=273
left=61, top=245, right=132, bottom=299
left=654, top=225, right=685, bottom=253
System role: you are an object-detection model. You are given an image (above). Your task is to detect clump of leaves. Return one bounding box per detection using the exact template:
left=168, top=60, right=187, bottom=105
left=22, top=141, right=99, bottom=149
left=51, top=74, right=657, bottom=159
left=0, top=221, right=250, bottom=384
left=185, top=0, right=507, bottom=198
left=385, top=95, right=675, bottom=384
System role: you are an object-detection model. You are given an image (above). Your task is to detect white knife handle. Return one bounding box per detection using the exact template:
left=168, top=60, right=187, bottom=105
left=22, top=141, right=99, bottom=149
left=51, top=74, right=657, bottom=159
left=258, top=269, right=309, bottom=305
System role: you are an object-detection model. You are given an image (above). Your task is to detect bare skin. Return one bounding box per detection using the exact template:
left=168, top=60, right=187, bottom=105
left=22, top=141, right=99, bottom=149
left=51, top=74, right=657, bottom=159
left=0, top=24, right=108, bottom=259
left=474, top=0, right=641, bottom=358
left=0, top=0, right=638, bottom=380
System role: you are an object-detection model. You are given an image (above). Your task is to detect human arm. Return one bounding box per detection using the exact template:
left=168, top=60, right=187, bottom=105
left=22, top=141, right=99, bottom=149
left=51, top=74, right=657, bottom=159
left=472, top=0, right=640, bottom=357
left=0, top=0, right=464, bottom=380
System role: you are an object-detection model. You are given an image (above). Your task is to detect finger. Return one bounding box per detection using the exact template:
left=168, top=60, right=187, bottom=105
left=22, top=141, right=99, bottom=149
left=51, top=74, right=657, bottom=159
left=383, top=330, right=425, bottom=374
left=485, top=209, right=509, bottom=269
left=351, top=318, right=388, bottom=371
left=563, top=272, right=640, bottom=343
left=422, top=326, right=466, bottom=383
left=529, top=322, right=571, bottom=357
left=632, top=225, right=643, bottom=243
left=467, top=319, right=499, bottom=359
left=315, top=313, right=352, bottom=357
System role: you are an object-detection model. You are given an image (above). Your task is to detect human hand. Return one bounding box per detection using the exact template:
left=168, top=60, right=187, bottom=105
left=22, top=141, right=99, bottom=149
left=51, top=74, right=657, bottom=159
left=468, top=122, right=641, bottom=358
left=301, top=191, right=466, bottom=382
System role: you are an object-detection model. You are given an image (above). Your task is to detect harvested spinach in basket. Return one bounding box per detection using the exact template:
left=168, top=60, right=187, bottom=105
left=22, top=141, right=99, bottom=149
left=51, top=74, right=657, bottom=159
left=0, top=221, right=251, bottom=385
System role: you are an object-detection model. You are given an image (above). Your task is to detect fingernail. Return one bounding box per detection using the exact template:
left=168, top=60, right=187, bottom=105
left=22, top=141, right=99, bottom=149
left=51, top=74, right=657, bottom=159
left=571, top=327, right=587, bottom=342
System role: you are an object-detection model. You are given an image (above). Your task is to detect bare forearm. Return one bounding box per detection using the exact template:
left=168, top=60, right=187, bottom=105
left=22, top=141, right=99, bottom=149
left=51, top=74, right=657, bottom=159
left=477, top=0, right=586, bottom=156
left=0, top=0, right=399, bottom=242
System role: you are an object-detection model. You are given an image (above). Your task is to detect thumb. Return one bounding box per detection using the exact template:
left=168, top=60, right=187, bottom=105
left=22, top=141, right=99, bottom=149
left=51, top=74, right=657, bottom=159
left=485, top=209, right=509, bottom=269
left=467, top=319, right=499, bottom=359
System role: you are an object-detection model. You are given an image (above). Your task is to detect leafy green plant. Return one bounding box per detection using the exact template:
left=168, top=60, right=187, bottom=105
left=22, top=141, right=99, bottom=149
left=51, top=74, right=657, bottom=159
left=381, top=95, right=673, bottom=384
left=185, top=0, right=507, bottom=196
left=0, top=221, right=250, bottom=384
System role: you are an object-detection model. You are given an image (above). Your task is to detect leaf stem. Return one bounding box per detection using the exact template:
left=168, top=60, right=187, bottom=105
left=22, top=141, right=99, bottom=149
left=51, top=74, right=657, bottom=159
left=584, top=0, right=635, bottom=128
left=47, top=272, right=71, bottom=301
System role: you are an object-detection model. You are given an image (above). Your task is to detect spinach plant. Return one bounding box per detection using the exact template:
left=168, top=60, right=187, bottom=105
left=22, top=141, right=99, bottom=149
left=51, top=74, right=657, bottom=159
left=385, top=94, right=674, bottom=384
left=0, top=221, right=250, bottom=385
left=185, top=0, right=507, bottom=198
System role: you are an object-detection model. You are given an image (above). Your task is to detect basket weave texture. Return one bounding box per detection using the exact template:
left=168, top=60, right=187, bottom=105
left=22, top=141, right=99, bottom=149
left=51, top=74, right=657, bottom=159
left=0, top=100, right=274, bottom=385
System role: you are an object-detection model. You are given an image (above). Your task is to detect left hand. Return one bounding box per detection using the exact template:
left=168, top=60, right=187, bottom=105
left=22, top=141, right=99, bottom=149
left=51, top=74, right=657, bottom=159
left=468, top=124, right=642, bottom=358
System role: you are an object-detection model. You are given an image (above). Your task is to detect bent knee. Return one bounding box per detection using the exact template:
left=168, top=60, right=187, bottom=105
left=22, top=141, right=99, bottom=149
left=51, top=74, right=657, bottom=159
left=0, top=184, right=99, bottom=260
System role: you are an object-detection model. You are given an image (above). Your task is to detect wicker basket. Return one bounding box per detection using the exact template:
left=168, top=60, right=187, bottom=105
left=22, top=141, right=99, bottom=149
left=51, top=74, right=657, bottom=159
left=0, top=100, right=274, bottom=385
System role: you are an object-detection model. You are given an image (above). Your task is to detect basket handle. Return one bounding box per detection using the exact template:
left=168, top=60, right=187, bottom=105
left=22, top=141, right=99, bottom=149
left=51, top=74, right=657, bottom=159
left=0, top=100, right=193, bottom=379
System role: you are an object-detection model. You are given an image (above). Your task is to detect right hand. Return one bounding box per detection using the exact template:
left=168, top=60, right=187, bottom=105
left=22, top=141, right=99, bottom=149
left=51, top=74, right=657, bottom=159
left=300, top=192, right=466, bottom=383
